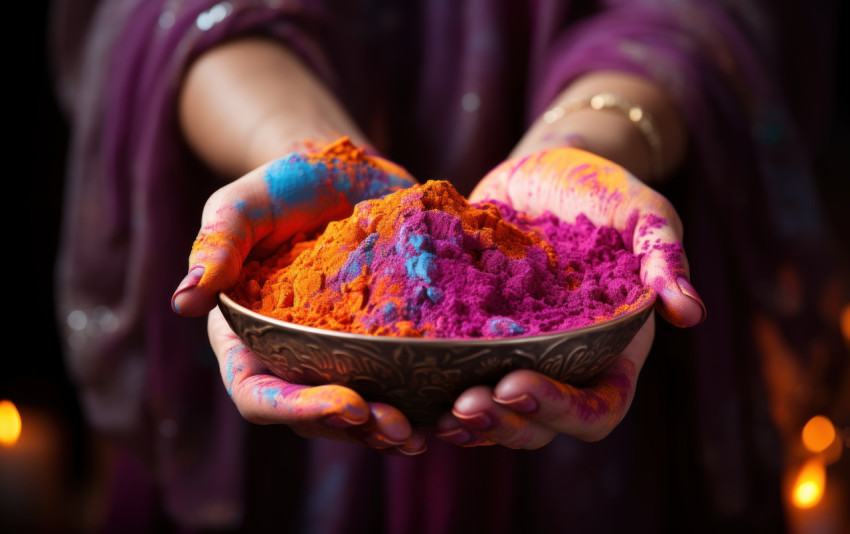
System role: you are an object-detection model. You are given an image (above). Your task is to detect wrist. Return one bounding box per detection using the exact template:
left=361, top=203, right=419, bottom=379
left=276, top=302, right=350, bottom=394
left=547, top=108, right=656, bottom=178
left=512, top=71, right=686, bottom=182
left=180, top=37, right=369, bottom=178
left=242, top=116, right=369, bottom=174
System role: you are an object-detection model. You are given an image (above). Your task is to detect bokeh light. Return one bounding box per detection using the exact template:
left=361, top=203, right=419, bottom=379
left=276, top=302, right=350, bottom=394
left=802, top=415, right=837, bottom=453
left=792, top=457, right=826, bottom=509
left=0, top=399, right=22, bottom=446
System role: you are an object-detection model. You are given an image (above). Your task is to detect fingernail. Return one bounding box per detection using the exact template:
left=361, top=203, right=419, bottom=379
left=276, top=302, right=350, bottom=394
left=344, top=405, right=371, bottom=425
left=676, top=276, right=707, bottom=323
left=398, top=432, right=428, bottom=456
left=452, top=411, right=492, bottom=430
left=324, top=401, right=369, bottom=428
left=324, top=414, right=361, bottom=428
left=493, top=394, right=538, bottom=414
left=436, top=427, right=471, bottom=445
left=171, top=266, right=205, bottom=314
left=367, top=405, right=413, bottom=444
left=371, top=432, right=408, bottom=447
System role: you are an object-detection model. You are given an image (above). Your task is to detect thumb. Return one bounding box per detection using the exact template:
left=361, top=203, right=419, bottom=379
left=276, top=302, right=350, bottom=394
left=172, top=167, right=272, bottom=317
left=633, top=211, right=706, bottom=327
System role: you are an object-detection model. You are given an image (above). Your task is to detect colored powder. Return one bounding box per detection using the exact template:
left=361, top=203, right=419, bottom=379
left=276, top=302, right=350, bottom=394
left=230, top=180, right=651, bottom=339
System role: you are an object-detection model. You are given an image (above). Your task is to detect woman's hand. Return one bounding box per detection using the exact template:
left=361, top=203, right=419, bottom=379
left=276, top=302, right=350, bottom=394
left=436, top=147, right=705, bottom=449
left=437, top=315, right=655, bottom=448
left=208, top=307, right=425, bottom=454
left=172, top=139, right=426, bottom=455
left=171, top=139, right=415, bottom=314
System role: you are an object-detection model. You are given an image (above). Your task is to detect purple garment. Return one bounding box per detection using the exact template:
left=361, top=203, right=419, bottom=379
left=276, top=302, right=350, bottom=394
left=51, top=0, right=845, bottom=532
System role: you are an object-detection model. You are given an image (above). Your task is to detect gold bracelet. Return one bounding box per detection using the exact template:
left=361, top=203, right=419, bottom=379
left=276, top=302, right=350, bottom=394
left=542, top=91, right=662, bottom=177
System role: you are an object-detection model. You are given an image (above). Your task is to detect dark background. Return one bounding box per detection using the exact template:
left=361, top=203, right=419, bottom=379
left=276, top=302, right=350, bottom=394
left=5, top=1, right=849, bottom=532
left=4, top=2, right=93, bottom=531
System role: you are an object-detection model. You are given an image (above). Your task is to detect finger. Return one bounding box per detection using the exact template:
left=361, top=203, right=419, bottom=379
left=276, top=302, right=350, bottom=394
left=348, top=402, right=414, bottom=448
left=492, top=314, right=655, bottom=442
left=289, top=401, right=416, bottom=450
left=492, top=366, right=631, bottom=442
left=630, top=207, right=706, bottom=327
left=209, top=306, right=268, bottom=396
left=313, top=403, right=426, bottom=455
left=172, top=165, right=276, bottom=316
left=208, top=308, right=371, bottom=426
left=208, top=309, right=426, bottom=452
left=435, top=386, right=556, bottom=450
left=390, top=428, right=428, bottom=456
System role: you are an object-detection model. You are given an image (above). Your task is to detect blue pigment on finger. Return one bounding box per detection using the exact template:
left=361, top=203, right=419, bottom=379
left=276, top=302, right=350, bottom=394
left=264, top=155, right=330, bottom=217
left=262, top=387, right=282, bottom=407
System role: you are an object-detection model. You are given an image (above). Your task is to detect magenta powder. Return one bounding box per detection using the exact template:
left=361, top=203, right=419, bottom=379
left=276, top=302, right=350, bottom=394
left=415, top=202, right=646, bottom=337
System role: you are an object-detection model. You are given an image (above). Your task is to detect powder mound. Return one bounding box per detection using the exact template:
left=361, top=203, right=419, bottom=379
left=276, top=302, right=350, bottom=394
left=230, top=180, right=647, bottom=338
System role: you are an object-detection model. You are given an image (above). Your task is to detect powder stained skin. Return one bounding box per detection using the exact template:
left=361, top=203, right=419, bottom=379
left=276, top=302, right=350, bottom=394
left=231, top=181, right=648, bottom=338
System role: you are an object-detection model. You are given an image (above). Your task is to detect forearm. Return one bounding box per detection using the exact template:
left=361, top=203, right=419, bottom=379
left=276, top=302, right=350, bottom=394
left=511, top=71, right=686, bottom=182
left=179, top=36, right=368, bottom=178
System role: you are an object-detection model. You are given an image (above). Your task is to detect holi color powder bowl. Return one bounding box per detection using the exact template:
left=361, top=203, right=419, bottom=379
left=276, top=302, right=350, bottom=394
left=218, top=289, right=655, bottom=427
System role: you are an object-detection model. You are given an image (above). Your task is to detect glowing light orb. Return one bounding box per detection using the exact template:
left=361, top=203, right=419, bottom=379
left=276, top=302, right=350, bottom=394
left=791, top=457, right=825, bottom=509
left=0, top=399, right=22, bottom=447
left=802, top=415, right=836, bottom=453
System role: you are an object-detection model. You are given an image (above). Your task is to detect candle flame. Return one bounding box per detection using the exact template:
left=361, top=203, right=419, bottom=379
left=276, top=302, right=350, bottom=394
left=0, top=399, right=22, bottom=447
left=841, top=303, right=850, bottom=342
left=792, top=457, right=825, bottom=509
left=802, top=415, right=836, bottom=453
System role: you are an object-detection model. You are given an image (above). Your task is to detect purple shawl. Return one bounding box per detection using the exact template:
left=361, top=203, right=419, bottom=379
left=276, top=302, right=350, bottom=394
left=52, top=0, right=845, bottom=531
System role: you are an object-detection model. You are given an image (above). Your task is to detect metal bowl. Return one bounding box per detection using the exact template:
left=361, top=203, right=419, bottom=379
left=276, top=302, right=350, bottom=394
left=218, top=289, right=656, bottom=427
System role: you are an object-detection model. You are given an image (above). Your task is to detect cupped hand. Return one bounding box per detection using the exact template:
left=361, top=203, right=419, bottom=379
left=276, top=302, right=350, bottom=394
left=209, top=307, right=425, bottom=454
left=173, top=138, right=425, bottom=454
left=436, top=147, right=705, bottom=449
left=172, top=138, right=416, bottom=316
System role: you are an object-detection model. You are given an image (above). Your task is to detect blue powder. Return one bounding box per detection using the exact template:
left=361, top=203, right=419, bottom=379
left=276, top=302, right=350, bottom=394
left=381, top=302, right=398, bottom=319
left=225, top=347, right=242, bottom=396
left=264, top=153, right=414, bottom=219
left=336, top=233, right=380, bottom=285
left=488, top=318, right=525, bottom=336
left=264, top=155, right=330, bottom=217
left=401, top=233, right=436, bottom=283
left=356, top=164, right=415, bottom=203
left=406, top=253, right=436, bottom=283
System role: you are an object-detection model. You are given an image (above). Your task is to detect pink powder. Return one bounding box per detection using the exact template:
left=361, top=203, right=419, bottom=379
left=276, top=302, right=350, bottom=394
left=415, top=202, right=647, bottom=337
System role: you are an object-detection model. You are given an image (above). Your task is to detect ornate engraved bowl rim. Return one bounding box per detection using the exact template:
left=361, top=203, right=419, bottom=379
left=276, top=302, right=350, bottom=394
left=219, top=287, right=657, bottom=346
